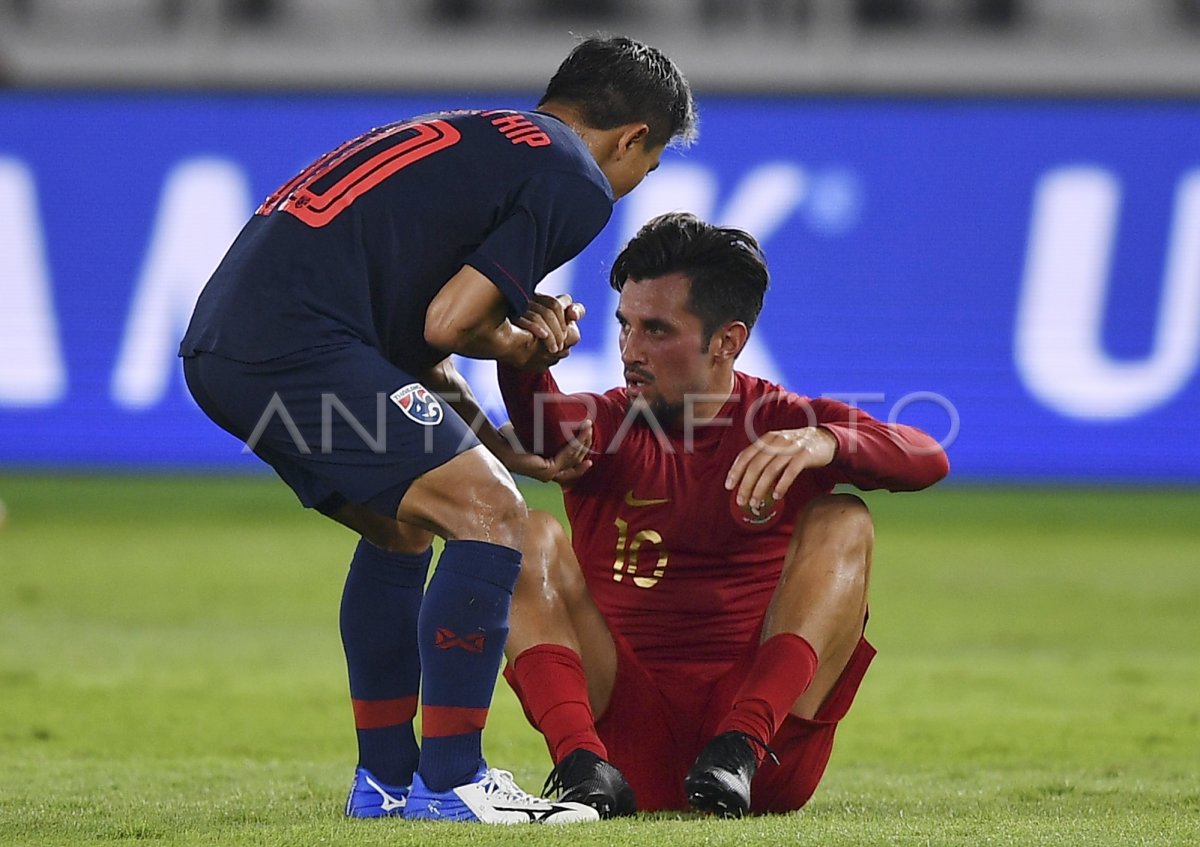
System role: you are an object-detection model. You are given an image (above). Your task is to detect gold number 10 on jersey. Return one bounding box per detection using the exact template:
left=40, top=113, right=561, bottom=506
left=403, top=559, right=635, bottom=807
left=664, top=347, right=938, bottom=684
left=612, top=517, right=669, bottom=589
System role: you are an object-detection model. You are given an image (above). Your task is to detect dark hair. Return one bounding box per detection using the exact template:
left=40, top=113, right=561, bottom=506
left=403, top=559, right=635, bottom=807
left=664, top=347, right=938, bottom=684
left=539, top=36, right=697, bottom=150
left=610, top=212, right=769, bottom=343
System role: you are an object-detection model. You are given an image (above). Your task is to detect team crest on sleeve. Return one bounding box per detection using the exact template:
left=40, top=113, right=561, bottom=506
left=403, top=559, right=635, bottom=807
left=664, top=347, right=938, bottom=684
left=390, top=384, right=443, bottom=426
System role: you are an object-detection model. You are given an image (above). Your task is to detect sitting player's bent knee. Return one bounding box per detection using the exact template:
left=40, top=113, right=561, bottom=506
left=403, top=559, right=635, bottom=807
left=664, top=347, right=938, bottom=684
left=525, top=511, right=571, bottom=556
left=801, top=494, right=875, bottom=554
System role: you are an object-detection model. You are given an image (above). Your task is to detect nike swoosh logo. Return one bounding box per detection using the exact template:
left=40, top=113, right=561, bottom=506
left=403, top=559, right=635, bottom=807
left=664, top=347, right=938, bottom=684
left=624, top=489, right=670, bottom=507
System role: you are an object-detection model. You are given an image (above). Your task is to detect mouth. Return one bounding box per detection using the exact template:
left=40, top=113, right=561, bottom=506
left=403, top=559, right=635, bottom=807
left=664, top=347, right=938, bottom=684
left=624, top=370, right=653, bottom=393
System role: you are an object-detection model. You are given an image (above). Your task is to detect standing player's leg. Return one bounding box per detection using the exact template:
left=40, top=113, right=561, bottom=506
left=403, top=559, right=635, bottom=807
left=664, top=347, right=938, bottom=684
left=686, top=493, right=874, bottom=817
left=184, top=349, right=595, bottom=824
left=188, top=350, right=425, bottom=817
left=336, top=519, right=433, bottom=817
left=501, top=511, right=635, bottom=818
left=386, top=448, right=597, bottom=823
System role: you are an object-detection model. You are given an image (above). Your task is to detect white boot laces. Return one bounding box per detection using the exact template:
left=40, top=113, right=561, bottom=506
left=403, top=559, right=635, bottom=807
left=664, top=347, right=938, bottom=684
left=480, top=769, right=540, bottom=803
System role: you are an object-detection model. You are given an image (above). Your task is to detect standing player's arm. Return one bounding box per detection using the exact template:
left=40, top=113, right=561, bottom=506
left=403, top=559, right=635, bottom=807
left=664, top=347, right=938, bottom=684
left=516, top=294, right=585, bottom=359
left=425, top=266, right=557, bottom=369
left=420, top=357, right=592, bottom=484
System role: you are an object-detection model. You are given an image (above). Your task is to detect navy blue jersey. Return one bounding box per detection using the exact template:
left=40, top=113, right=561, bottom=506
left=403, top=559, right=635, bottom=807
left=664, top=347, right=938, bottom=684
left=180, top=109, right=613, bottom=372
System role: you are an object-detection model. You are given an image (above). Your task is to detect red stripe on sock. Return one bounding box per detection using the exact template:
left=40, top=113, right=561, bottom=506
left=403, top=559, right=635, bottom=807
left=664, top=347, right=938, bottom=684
left=351, top=696, right=418, bottom=730
left=422, top=705, right=489, bottom=737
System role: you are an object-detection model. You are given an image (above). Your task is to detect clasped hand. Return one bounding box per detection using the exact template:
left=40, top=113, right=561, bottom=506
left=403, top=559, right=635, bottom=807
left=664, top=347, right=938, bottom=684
left=516, top=294, right=585, bottom=370
left=502, top=293, right=592, bottom=484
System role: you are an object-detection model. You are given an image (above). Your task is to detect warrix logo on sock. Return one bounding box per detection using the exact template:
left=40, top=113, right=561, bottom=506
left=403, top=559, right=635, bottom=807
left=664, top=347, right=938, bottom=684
left=435, top=627, right=487, bottom=653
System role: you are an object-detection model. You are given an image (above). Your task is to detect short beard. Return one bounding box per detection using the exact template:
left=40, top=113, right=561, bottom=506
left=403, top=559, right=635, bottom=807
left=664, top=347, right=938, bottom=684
left=645, top=393, right=685, bottom=429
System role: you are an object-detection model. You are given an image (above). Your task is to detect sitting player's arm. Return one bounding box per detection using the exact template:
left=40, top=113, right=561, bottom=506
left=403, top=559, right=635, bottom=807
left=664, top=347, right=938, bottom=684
left=420, top=357, right=591, bottom=483
left=727, top=398, right=949, bottom=512
left=812, top=398, right=950, bottom=492
left=425, top=266, right=546, bottom=368
left=496, top=362, right=600, bottom=460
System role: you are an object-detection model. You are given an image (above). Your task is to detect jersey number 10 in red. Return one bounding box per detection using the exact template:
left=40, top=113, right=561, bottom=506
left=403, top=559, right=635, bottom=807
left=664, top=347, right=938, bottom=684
left=256, top=119, right=461, bottom=228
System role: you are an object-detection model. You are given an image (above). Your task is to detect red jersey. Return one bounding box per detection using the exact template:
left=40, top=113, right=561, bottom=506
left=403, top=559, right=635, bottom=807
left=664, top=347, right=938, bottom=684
left=499, top=367, right=948, bottom=676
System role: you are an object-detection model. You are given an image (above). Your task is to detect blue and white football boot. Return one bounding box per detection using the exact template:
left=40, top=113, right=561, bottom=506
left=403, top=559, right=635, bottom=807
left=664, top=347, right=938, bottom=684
left=403, top=763, right=598, bottom=824
left=344, top=767, right=408, bottom=818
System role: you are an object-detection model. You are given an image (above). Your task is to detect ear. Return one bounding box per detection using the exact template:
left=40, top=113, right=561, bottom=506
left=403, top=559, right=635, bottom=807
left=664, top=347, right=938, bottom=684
left=710, top=322, right=750, bottom=362
left=616, top=123, right=651, bottom=157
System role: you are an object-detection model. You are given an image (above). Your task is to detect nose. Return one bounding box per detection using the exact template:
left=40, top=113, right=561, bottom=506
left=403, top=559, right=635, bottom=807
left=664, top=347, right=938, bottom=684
left=620, top=331, right=644, bottom=367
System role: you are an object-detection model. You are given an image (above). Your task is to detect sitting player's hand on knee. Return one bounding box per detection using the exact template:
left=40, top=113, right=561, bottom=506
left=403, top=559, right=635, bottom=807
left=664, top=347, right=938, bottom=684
left=726, top=428, right=838, bottom=515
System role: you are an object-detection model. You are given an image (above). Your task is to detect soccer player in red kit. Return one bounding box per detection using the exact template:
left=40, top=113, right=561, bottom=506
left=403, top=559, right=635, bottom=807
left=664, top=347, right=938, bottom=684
left=496, top=212, right=949, bottom=818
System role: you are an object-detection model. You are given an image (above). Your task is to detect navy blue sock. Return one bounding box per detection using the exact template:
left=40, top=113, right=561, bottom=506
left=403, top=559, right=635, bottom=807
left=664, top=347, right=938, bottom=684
left=340, top=538, right=431, bottom=787
left=416, top=539, right=521, bottom=793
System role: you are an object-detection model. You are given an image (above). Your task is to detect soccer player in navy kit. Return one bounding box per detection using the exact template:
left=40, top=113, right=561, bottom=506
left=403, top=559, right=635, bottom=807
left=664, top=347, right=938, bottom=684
left=497, top=213, right=949, bottom=818
left=179, top=38, right=696, bottom=824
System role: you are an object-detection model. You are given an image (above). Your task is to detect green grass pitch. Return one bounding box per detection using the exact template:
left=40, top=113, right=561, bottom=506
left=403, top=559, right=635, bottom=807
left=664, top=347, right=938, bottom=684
left=1, top=475, right=1197, bottom=846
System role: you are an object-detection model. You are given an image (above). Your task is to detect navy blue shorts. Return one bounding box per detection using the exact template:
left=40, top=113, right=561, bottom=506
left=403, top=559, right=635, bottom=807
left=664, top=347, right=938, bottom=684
left=182, top=344, right=480, bottom=518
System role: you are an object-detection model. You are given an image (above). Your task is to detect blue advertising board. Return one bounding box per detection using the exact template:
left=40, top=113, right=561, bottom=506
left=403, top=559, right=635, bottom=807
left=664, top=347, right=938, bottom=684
left=1, top=92, right=1198, bottom=480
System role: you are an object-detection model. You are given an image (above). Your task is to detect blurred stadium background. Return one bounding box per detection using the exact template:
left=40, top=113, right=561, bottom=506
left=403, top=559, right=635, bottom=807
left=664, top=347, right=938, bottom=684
left=1, top=4, right=1198, bottom=845
left=3, top=0, right=1200, bottom=476
left=5, top=0, right=1200, bottom=91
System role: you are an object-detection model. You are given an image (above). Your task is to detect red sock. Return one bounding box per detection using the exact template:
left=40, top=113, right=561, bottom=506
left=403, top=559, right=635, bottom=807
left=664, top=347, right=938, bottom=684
left=504, top=644, right=607, bottom=763
left=717, top=633, right=819, bottom=764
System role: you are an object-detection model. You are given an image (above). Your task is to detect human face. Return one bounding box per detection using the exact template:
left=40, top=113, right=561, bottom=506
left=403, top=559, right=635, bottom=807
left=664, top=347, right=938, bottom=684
left=617, top=272, right=728, bottom=426
left=605, top=140, right=665, bottom=200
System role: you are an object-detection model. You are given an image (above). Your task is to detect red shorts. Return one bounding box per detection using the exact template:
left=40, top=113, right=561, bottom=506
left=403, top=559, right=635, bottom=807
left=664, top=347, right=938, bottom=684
left=594, top=630, right=876, bottom=813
